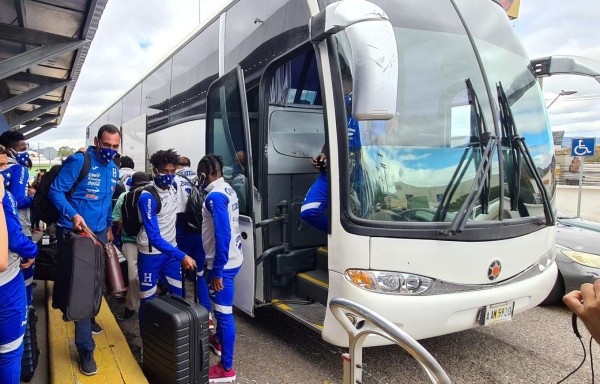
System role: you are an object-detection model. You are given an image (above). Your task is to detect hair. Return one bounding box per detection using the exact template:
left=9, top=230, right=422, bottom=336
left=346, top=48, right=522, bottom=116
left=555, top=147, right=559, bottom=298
left=120, top=155, right=135, bottom=169
left=0, top=131, right=26, bottom=150
left=113, top=153, right=122, bottom=168
left=178, top=156, right=191, bottom=167
left=197, top=153, right=223, bottom=177
left=149, top=149, right=179, bottom=169
left=97, top=124, right=120, bottom=140
left=0, top=144, right=7, bottom=156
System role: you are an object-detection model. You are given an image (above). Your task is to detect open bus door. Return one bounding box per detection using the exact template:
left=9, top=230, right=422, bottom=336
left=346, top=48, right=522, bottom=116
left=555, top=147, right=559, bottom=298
left=206, top=66, right=256, bottom=317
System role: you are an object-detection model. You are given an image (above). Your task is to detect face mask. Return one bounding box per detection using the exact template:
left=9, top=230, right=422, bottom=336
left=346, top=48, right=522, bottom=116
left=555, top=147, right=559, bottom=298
left=15, top=151, right=30, bottom=167
left=98, top=148, right=118, bottom=163
left=155, top=173, right=175, bottom=188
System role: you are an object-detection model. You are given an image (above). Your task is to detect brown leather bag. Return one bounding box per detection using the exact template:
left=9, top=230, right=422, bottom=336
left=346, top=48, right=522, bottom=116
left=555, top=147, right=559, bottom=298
left=104, top=242, right=127, bottom=299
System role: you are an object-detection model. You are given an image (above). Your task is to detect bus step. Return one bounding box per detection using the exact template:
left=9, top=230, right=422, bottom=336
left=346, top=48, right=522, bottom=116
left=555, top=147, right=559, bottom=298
left=296, top=269, right=328, bottom=306
left=316, top=246, right=328, bottom=270
left=272, top=299, right=325, bottom=332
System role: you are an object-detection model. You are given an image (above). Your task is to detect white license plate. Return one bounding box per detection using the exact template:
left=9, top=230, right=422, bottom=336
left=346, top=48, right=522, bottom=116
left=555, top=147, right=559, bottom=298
left=481, top=301, right=514, bottom=326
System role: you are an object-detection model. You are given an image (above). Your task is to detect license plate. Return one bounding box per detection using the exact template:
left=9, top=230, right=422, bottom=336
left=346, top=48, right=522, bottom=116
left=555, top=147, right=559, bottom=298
left=480, top=301, right=514, bottom=326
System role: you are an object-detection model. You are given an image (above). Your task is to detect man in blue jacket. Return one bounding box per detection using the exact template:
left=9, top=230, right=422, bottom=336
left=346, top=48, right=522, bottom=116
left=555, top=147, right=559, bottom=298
left=48, top=124, right=120, bottom=376
left=0, top=131, right=35, bottom=306
left=0, top=147, right=37, bottom=384
left=137, top=149, right=196, bottom=325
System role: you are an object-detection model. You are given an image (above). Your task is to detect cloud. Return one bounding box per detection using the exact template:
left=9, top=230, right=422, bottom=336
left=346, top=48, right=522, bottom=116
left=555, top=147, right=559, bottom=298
left=514, top=0, right=600, bottom=139
left=34, top=0, right=206, bottom=149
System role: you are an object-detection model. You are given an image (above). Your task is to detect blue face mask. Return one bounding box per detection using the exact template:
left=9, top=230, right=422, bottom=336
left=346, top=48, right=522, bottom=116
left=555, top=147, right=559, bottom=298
left=15, top=151, right=30, bottom=167
left=98, top=148, right=118, bottom=163
left=155, top=173, right=175, bottom=188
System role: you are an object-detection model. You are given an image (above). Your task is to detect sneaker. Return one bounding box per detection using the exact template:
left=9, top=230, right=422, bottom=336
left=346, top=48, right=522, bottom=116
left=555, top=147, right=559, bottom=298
left=123, top=308, right=135, bottom=319
left=91, top=320, right=103, bottom=335
left=209, top=318, right=215, bottom=332
left=208, top=334, right=222, bottom=356
left=79, top=350, right=98, bottom=376
left=209, top=362, right=236, bottom=383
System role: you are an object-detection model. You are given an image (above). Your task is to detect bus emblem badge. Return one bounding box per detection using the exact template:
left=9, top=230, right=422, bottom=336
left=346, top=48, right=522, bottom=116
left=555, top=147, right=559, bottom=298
left=488, top=260, right=502, bottom=281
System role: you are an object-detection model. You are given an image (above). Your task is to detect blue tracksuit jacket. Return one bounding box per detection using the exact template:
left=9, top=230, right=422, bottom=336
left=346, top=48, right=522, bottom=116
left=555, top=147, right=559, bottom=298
left=48, top=147, right=117, bottom=232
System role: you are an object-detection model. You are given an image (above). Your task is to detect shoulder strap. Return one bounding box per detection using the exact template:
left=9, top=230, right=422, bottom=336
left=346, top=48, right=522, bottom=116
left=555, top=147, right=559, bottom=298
left=68, top=151, right=91, bottom=195
left=144, top=185, right=162, bottom=214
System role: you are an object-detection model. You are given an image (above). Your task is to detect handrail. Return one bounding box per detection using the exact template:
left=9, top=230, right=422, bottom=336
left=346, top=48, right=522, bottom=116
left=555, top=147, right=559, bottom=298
left=329, top=297, right=451, bottom=384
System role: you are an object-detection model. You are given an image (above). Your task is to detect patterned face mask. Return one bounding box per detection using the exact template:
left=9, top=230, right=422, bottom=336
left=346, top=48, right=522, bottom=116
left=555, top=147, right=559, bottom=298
left=15, top=151, right=30, bottom=167
left=155, top=173, right=175, bottom=188
left=98, top=148, right=118, bottom=163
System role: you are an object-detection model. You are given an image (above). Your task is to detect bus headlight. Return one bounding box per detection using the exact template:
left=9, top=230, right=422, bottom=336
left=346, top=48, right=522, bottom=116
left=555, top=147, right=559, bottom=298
left=561, top=249, right=600, bottom=268
left=345, top=270, right=434, bottom=295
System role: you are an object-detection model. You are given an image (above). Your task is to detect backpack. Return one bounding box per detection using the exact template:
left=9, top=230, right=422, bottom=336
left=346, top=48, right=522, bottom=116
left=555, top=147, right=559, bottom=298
left=112, top=179, right=127, bottom=208
left=178, top=175, right=205, bottom=233
left=121, top=185, right=162, bottom=237
left=33, top=152, right=91, bottom=224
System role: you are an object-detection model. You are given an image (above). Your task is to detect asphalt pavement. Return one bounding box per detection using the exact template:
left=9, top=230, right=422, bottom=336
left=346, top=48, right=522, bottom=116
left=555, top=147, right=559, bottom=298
left=108, top=294, right=597, bottom=384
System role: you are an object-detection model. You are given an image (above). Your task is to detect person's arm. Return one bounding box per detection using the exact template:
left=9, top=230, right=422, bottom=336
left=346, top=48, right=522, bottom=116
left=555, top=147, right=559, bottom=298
left=206, top=192, right=231, bottom=279
left=4, top=192, right=37, bottom=259
left=112, top=192, right=126, bottom=224
left=138, top=192, right=186, bottom=261
left=48, top=153, right=84, bottom=222
left=564, top=279, right=600, bottom=344
left=0, top=175, right=8, bottom=272
left=9, top=165, right=33, bottom=209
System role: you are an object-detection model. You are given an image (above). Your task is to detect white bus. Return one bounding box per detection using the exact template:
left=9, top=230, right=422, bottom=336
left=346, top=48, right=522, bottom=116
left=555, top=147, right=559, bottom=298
left=87, top=0, right=559, bottom=346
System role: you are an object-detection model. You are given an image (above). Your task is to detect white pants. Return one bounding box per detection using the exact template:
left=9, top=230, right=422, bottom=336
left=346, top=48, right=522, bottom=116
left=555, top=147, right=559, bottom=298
left=122, top=242, right=140, bottom=311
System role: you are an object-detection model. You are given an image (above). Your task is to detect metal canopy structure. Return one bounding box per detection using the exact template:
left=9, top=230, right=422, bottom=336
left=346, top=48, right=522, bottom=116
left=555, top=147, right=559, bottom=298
left=0, top=0, right=108, bottom=139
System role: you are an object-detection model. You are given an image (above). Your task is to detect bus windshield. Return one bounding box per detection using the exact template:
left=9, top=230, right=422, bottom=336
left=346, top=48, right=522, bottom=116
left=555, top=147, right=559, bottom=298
left=336, top=0, right=553, bottom=226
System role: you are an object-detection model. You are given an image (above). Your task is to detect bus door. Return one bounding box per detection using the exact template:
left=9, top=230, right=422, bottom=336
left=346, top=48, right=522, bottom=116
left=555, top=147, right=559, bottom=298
left=206, top=66, right=256, bottom=316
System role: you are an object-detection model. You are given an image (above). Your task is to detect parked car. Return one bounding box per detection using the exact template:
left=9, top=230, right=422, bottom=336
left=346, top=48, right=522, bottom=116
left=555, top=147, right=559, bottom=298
left=541, top=213, right=600, bottom=304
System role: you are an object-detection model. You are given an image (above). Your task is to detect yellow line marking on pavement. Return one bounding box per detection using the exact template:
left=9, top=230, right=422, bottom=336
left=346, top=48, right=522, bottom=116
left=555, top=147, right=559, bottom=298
left=47, top=281, right=147, bottom=384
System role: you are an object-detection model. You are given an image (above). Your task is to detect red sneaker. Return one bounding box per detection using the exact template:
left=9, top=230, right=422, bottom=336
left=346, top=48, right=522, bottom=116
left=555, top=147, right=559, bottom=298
left=209, top=334, right=222, bottom=356
left=209, top=362, right=236, bottom=383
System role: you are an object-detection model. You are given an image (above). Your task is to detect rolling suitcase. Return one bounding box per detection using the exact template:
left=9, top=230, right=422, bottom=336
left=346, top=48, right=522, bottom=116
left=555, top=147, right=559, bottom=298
left=142, top=273, right=209, bottom=384
left=20, top=306, right=40, bottom=382
left=52, top=229, right=105, bottom=321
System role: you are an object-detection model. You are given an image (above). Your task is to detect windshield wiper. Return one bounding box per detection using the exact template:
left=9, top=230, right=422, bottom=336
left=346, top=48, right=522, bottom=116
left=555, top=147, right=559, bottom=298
left=497, top=82, right=555, bottom=226
left=439, top=79, right=497, bottom=235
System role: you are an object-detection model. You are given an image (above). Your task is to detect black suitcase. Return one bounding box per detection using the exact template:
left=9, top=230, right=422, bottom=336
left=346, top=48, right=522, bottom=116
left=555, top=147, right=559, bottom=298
left=141, top=277, right=209, bottom=384
left=52, top=232, right=105, bottom=321
left=34, top=242, right=58, bottom=281
left=20, top=306, right=40, bottom=382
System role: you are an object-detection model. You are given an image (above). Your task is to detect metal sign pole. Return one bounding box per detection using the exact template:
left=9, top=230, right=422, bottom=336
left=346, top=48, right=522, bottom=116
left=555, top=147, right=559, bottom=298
left=577, top=156, right=584, bottom=217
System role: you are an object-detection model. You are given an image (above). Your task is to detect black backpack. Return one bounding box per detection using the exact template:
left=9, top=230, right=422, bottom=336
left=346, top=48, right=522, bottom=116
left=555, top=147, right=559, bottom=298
left=121, top=185, right=162, bottom=237
left=178, top=175, right=205, bottom=233
left=32, top=152, right=90, bottom=224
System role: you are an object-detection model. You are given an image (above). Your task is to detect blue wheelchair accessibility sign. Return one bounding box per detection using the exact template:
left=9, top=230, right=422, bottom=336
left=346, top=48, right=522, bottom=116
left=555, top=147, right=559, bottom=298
left=571, top=138, right=596, bottom=157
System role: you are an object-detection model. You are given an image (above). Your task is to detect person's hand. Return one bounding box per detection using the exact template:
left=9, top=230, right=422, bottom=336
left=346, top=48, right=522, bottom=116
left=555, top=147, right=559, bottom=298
left=28, top=187, right=36, bottom=196
left=107, top=228, right=114, bottom=243
left=72, top=214, right=87, bottom=232
left=564, top=279, right=600, bottom=344
left=0, top=174, right=5, bottom=200
left=311, top=153, right=326, bottom=170
left=181, top=255, right=196, bottom=270
left=21, top=258, right=35, bottom=269
left=211, top=277, right=224, bottom=292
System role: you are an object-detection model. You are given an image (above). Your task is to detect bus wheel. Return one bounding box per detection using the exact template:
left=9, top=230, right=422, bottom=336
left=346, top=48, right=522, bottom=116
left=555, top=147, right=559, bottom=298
left=540, top=271, right=565, bottom=306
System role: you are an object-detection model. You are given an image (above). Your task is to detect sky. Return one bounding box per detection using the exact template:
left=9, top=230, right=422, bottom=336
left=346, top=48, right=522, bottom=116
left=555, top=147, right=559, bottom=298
left=32, top=0, right=600, bottom=150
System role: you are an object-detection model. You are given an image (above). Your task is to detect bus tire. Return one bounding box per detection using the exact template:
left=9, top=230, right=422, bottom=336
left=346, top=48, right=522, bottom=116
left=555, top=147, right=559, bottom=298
left=540, top=271, right=564, bottom=306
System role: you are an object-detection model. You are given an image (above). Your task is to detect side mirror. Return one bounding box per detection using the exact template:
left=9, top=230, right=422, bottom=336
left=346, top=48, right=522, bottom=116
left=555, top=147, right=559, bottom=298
left=532, top=55, right=600, bottom=84
left=310, top=0, right=398, bottom=120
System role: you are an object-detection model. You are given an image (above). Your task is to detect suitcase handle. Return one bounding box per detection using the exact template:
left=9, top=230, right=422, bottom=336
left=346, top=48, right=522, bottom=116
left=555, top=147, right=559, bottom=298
left=181, top=267, right=199, bottom=304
